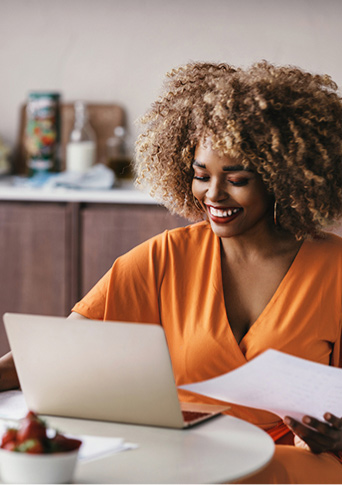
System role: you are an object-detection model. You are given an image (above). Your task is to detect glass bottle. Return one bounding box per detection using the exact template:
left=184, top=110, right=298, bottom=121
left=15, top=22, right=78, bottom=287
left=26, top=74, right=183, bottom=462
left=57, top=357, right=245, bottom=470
left=106, top=126, right=133, bottom=183
left=66, top=101, right=96, bottom=172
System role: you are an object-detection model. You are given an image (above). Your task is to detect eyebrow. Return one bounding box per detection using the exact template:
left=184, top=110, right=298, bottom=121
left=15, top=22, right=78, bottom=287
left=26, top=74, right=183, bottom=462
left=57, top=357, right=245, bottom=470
left=192, top=160, right=254, bottom=173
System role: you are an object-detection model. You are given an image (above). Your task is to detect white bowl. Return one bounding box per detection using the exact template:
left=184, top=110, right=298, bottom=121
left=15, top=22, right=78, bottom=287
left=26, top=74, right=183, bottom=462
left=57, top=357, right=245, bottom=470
left=0, top=447, right=79, bottom=484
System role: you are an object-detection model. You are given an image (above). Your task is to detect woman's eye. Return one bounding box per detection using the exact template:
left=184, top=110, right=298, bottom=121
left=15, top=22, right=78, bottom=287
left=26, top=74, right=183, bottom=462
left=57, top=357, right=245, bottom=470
left=193, top=175, right=209, bottom=181
left=192, top=174, right=250, bottom=185
left=229, top=178, right=249, bottom=186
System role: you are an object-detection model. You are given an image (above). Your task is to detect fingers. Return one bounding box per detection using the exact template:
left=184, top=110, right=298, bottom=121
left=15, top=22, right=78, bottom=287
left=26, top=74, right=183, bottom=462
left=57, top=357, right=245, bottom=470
left=284, top=416, right=333, bottom=454
left=302, top=416, right=341, bottom=440
left=324, top=413, right=342, bottom=429
left=284, top=413, right=342, bottom=454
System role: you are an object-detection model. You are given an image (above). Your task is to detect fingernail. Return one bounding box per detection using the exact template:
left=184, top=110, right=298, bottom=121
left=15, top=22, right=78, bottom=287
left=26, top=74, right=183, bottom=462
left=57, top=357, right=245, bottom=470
left=303, top=416, right=311, bottom=424
left=284, top=417, right=291, bottom=425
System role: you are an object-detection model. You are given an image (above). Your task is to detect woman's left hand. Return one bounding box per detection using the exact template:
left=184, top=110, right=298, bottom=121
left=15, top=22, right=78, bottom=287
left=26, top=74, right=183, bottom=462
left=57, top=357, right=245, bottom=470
left=284, top=413, right=342, bottom=453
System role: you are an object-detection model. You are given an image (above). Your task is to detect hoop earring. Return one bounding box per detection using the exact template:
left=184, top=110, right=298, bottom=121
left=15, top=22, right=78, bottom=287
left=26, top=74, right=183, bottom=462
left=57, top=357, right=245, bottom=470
left=193, top=196, right=204, bottom=212
left=273, top=201, right=278, bottom=226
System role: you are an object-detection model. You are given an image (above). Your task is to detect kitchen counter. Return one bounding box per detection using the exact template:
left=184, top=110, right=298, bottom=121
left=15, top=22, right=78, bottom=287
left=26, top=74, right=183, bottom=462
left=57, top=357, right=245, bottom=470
left=0, top=179, right=187, bottom=356
left=0, top=176, right=156, bottom=204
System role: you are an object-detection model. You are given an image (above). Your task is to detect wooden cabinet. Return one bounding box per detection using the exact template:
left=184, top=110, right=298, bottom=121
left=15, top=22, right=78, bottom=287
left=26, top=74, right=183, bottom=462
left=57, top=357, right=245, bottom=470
left=0, top=202, right=72, bottom=356
left=80, top=204, right=188, bottom=295
left=0, top=200, right=189, bottom=356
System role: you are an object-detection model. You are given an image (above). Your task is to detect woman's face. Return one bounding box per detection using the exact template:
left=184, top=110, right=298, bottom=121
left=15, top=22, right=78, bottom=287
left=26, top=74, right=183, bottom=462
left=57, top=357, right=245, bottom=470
left=191, top=140, right=272, bottom=239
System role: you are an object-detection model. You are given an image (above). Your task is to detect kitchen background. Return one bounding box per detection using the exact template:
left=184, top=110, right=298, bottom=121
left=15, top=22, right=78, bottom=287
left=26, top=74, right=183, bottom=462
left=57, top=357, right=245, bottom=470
left=1, top=0, right=342, bottom=160
left=0, top=0, right=341, bottom=357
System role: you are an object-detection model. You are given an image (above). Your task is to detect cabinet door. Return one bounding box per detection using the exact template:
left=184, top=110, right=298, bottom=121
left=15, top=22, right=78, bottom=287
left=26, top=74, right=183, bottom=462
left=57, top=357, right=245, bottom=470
left=0, top=202, right=72, bottom=356
left=80, top=204, right=190, bottom=297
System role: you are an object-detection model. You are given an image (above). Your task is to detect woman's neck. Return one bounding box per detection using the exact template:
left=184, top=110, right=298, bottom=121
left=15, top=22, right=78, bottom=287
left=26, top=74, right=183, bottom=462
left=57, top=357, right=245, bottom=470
left=219, top=222, right=300, bottom=264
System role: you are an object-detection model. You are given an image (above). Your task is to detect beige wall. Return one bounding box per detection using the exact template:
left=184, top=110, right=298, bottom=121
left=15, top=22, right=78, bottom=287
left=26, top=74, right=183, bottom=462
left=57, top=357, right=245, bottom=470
left=1, top=0, right=342, bottom=150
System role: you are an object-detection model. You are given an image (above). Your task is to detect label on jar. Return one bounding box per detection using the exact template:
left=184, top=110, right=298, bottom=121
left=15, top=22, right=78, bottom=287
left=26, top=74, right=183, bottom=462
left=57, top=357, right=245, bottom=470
left=26, top=92, right=60, bottom=174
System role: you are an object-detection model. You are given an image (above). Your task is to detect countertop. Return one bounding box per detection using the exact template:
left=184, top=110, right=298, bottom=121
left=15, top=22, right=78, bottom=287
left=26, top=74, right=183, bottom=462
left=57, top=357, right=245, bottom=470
left=0, top=176, right=156, bottom=204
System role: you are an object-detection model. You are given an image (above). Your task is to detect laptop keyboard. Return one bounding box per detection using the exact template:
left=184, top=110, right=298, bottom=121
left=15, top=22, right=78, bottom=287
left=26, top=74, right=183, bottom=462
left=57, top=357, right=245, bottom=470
left=182, top=410, right=211, bottom=423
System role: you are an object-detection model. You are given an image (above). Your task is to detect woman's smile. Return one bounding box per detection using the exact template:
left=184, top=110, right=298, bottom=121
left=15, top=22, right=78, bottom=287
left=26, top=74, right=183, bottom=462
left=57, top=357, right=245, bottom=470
left=192, top=139, right=272, bottom=239
left=206, top=205, right=243, bottom=223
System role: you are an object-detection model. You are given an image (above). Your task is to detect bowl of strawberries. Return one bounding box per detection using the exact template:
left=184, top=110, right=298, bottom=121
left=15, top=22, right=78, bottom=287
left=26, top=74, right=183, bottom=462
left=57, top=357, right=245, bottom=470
left=0, top=410, right=82, bottom=484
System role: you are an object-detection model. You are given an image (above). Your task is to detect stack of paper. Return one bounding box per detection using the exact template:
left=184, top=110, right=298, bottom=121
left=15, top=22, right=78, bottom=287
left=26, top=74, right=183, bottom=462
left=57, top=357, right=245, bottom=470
left=179, top=349, right=342, bottom=421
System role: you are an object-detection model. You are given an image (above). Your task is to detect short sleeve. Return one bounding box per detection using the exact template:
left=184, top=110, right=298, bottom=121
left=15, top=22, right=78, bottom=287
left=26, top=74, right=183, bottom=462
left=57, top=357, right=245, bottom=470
left=72, top=269, right=112, bottom=320
left=72, top=231, right=168, bottom=324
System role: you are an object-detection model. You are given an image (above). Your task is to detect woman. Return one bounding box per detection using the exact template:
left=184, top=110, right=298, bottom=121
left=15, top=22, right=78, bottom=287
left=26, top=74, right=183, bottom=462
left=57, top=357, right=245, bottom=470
left=2, top=61, right=342, bottom=482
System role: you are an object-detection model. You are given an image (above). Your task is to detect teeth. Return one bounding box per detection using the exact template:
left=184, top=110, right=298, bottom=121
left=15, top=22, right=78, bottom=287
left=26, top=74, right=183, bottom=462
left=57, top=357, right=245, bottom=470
left=210, top=207, right=241, bottom=217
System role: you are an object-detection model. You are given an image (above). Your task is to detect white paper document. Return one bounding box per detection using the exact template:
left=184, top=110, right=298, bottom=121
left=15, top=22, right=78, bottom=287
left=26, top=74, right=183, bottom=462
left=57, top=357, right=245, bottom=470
left=179, top=349, right=342, bottom=421
left=73, top=435, right=138, bottom=462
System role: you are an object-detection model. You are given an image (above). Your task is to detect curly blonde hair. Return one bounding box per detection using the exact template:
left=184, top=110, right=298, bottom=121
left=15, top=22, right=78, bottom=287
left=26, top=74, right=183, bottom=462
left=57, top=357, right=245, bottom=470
left=135, top=61, right=342, bottom=239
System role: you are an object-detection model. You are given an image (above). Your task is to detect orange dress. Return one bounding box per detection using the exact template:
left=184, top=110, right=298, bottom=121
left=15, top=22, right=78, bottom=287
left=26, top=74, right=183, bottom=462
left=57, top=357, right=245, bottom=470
left=73, top=221, right=342, bottom=483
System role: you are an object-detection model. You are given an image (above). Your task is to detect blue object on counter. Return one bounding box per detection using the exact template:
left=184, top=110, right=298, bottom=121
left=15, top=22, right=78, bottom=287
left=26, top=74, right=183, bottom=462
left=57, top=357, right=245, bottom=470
left=12, top=164, right=115, bottom=190
left=13, top=172, right=59, bottom=188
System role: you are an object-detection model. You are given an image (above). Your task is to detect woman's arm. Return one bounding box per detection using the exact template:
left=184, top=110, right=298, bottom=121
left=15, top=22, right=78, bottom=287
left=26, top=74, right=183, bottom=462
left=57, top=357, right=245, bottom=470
left=0, top=351, right=19, bottom=391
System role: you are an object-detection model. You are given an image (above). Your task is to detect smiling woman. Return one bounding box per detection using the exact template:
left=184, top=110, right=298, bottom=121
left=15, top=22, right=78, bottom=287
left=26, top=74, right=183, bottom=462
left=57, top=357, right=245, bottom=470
left=191, top=139, right=272, bottom=240
left=2, top=60, right=342, bottom=484
left=135, top=61, right=342, bottom=240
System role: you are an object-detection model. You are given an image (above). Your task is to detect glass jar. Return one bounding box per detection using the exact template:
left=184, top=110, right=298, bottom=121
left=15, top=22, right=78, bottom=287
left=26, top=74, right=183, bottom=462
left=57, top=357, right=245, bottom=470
left=66, top=101, right=97, bottom=173
left=106, top=126, right=133, bottom=183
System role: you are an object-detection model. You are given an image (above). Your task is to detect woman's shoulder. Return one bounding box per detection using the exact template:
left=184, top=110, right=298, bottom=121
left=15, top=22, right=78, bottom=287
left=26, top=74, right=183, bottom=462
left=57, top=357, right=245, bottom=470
left=166, top=220, right=212, bottom=240
left=163, top=220, right=215, bottom=251
left=316, top=231, right=342, bottom=247
left=306, top=230, right=342, bottom=256
left=120, top=220, right=212, bottom=261
left=141, top=220, right=212, bottom=246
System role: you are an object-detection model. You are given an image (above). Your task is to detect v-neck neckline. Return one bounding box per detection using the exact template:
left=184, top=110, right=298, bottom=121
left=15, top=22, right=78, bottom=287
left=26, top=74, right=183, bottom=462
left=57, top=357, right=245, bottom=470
left=214, top=234, right=306, bottom=355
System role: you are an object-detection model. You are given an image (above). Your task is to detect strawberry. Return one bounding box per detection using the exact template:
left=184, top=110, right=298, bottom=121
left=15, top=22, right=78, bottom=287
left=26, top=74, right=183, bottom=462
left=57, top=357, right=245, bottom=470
left=16, top=439, right=45, bottom=454
left=1, top=428, right=18, bottom=447
left=0, top=410, right=82, bottom=455
left=16, top=412, right=47, bottom=443
left=49, top=433, right=82, bottom=452
left=1, top=441, right=17, bottom=451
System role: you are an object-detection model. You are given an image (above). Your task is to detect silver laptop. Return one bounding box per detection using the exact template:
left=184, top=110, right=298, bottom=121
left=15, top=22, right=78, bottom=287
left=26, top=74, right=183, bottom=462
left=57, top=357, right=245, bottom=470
left=3, top=313, right=228, bottom=429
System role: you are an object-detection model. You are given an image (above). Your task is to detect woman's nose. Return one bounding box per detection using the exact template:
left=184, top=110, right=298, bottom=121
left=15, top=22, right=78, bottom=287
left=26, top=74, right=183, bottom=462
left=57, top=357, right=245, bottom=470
left=206, top=178, right=228, bottom=201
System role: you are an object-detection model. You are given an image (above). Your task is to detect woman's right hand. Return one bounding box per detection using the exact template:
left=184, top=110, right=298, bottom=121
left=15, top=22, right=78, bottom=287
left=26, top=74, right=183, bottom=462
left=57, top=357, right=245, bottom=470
left=0, top=351, right=20, bottom=391
left=285, top=413, right=342, bottom=454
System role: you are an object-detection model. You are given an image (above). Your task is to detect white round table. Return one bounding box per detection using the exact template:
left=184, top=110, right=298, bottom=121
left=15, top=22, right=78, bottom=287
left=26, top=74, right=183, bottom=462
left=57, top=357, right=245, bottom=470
left=45, top=413, right=275, bottom=484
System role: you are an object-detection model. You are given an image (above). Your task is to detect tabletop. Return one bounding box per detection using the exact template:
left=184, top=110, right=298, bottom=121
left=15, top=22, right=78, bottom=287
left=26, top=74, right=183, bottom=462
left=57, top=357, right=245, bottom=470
left=43, top=413, right=275, bottom=484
